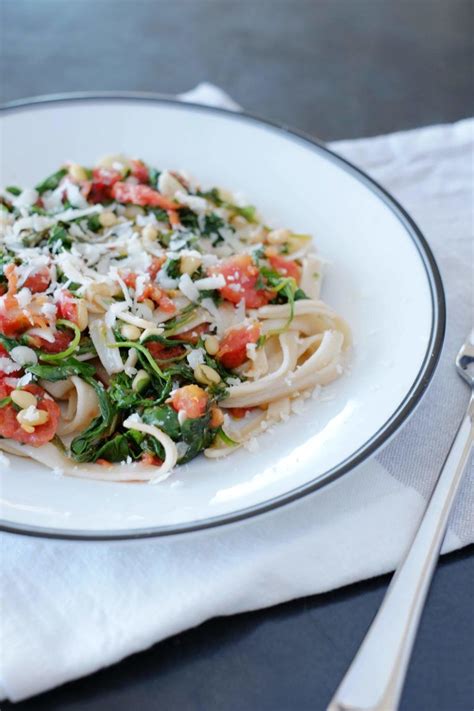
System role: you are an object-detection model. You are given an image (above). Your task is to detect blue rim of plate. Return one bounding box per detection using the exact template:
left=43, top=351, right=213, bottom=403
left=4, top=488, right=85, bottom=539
left=0, top=92, right=446, bottom=541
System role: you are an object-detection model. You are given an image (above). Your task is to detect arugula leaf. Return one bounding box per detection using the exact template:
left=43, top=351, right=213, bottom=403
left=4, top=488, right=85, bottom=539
left=149, top=207, right=168, bottom=223
left=202, top=213, right=225, bottom=237
left=0, top=333, right=28, bottom=352
left=197, top=188, right=223, bottom=206
left=27, top=357, right=95, bottom=382
left=6, top=186, right=22, bottom=196
left=108, top=372, right=153, bottom=409
left=35, top=168, right=67, bottom=195
left=179, top=208, right=199, bottom=231
left=230, top=204, right=256, bottom=222
left=142, top=405, right=181, bottom=440
left=179, top=411, right=214, bottom=463
left=70, top=380, right=117, bottom=462
left=162, top=304, right=197, bottom=336
left=162, top=257, right=181, bottom=280
left=0, top=396, right=12, bottom=409
left=94, top=434, right=131, bottom=463
left=216, top=427, right=238, bottom=447
left=147, top=166, right=160, bottom=187
left=87, top=214, right=102, bottom=232
left=47, top=224, right=72, bottom=251
left=109, top=341, right=165, bottom=381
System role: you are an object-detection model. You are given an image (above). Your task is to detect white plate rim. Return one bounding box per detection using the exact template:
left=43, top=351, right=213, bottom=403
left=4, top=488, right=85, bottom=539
left=0, top=92, right=446, bottom=540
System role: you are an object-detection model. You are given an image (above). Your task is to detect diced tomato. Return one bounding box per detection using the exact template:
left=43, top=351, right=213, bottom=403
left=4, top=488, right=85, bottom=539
left=173, top=323, right=209, bottom=345
left=0, top=297, right=32, bottom=337
left=88, top=168, right=122, bottom=203
left=122, top=272, right=137, bottom=289
left=37, top=330, right=72, bottom=354
left=228, top=407, right=254, bottom=419
left=147, top=341, right=185, bottom=363
left=111, top=182, right=178, bottom=210
left=141, top=452, right=163, bottom=467
left=56, top=290, right=78, bottom=324
left=167, top=209, right=181, bottom=227
left=0, top=383, right=61, bottom=447
left=170, top=384, right=208, bottom=419
left=267, top=254, right=301, bottom=283
left=148, top=256, right=166, bottom=281
left=211, top=255, right=274, bottom=308
left=210, top=406, right=224, bottom=428
left=217, top=322, right=261, bottom=369
left=23, top=267, right=51, bottom=293
left=0, top=344, right=21, bottom=375
left=130, top=160, right=149, bottom=184
left=157, top=294, right=176, bottom=313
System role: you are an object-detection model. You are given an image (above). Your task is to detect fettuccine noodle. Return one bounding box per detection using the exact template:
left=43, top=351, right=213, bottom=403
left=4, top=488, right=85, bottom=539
left=0, top=155, right=350, bottom=481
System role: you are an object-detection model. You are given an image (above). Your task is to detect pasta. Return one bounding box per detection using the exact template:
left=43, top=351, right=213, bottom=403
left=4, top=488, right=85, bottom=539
left=0, top=155, right=350, bottom=481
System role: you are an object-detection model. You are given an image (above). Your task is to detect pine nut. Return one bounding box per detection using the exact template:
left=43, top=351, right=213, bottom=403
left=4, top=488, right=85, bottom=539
left=10, top=389, right=37, bottom=409
left=120, top=324, right=141, bottom=341
left=142, top=224, right=158, bottom=242
left=180, top=255, right=202, bottom=275
left=69, top=164, right=88, bottom=182
left=194, top=364, right=221, bottom=386
left=204, top=335, right=220, bottom=356
left=124, top=205, right=145, bottom=219
left=267, top=228, right=291, bottom=245
left=99, top=211, right=117, bottom=228
left=16, top=407, right=49, bottom=429
left=76, top=299, right=89, bottom=331
left=210, top=406, right=224, bottom=428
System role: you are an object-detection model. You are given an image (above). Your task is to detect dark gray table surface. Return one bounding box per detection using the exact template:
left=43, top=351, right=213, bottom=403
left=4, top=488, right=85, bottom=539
left=1, top=1, right=473, bottom=709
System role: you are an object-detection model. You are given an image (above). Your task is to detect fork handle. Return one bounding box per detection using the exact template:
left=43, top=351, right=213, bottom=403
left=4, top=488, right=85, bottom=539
left=328, top=395, right=474, bottom=711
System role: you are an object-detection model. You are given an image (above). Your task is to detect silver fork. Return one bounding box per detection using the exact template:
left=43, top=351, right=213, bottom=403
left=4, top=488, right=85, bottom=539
left=328, top=332, right=474, bottom=711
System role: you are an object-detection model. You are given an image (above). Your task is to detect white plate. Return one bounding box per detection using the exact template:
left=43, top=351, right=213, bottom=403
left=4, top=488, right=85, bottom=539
left=0, top=94, right=445, bottom=539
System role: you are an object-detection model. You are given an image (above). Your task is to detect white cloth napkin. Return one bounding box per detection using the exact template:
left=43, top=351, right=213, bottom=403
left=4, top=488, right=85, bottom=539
left=0, top=85, right=472, bottom=702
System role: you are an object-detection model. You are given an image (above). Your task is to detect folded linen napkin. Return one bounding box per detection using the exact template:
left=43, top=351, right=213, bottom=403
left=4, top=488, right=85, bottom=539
left=0, top=84, right=472, bottom=702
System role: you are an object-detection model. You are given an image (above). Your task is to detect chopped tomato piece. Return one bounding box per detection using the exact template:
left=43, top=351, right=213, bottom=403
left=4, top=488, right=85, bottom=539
left=0, top=297, right=32, bottom=337
left=88, top=167, right=122, bottom=203
left=141, top=452, right=163, bottom=467
left=36, top=330, right=72, bottom=354
left=217, top=322, right=261, bottom=369
left=130, top=160, right=149, bottom=184
left=23, top=267, right=51, bottom=293
left=122, top=272, right=137, bottom=289
left=157, top=294, right=176, bottom=314
left=267, top=254, right=301, bottom=283
left=0, top=383, right=60, bottom=447
left=167, top=209, right=181, bottom=227
left=111, top=182, right=178, bottom=210
left=170, top=384, right=208, bottom=419
left=56, top=290, right=78, bottom=325
left=96, top=458, right=113, bottom=468
left=173, top=323, right=209, bottom=344
left=0, top=345, right=21, bottom=375
left=228, top=407, right=254, bottom=419
left=210, top=406, right=224, bottom=428
left=148, top=256, right=166, bottom=281
left=147, top=341, right=185, bottom=363
left=211, top=255, right=274, bottom=308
